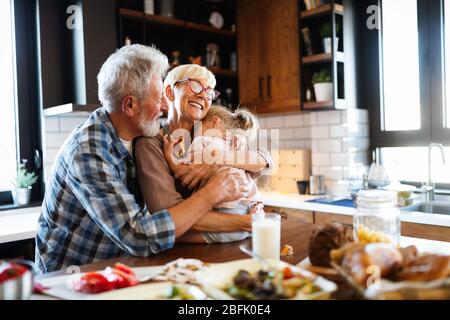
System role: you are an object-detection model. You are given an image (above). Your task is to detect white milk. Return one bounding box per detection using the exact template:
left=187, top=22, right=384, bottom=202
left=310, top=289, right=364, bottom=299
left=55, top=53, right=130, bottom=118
left=252, top=214, right=281, bottom=261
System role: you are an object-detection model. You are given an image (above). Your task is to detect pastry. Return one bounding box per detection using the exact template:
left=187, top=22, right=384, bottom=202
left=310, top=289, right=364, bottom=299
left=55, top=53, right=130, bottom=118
left=309, top=222, right=353, bottom=267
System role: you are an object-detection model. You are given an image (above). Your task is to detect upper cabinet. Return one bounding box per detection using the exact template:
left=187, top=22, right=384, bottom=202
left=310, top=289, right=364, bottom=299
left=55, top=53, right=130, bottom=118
left=237, top=0, right=301, bottom=114
left=38, top=0, right=118, bottom=109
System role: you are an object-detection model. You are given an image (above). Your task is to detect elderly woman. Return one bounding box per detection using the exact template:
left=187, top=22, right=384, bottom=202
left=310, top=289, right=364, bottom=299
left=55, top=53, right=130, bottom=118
left=135, top=64, right=272, bottom=241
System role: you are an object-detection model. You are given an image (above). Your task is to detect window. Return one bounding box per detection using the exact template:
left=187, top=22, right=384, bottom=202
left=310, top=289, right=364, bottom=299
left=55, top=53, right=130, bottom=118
left=366, top=0, right=450, bottom=184
left=0, top=0, right=18, bottom=192
left=381, top=0, right=421, bottom=131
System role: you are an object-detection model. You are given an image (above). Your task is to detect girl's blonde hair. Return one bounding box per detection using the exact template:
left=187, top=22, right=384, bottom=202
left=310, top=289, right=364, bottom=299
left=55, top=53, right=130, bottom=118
left=163, top=64, right=216, bottom=90
left=203, top=105, right=259, bottom=143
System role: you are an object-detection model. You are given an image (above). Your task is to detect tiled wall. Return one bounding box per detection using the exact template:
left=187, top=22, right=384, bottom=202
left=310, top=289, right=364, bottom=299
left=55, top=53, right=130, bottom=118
left=258, top=109, right=370, bottom=182
left=42, top=108, right=370, bottom=186
left=43, top=113, right=90, bottom=182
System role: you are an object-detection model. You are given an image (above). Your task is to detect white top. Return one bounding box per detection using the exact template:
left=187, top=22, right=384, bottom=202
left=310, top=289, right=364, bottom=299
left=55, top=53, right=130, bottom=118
left=0, top=206, right=41, bottom=244
left=120, top=138, right=133, bottom=155
left=260, top=191, right=450, bottom=228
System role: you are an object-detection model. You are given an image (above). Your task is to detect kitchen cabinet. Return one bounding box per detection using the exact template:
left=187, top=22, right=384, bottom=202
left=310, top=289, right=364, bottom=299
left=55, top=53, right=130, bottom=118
left=237, top=0, right=301, bottom=114
left=401, top=222, right=450, bottom=243
left=265, top=206, right=314, bottom=224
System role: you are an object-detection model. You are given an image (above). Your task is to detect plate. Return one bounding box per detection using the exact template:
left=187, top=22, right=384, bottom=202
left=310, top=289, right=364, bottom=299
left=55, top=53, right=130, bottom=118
left=195, top=258, right=337, bottom=300
left=89, top=282, right=208, bottom=300
left=38, top=266, right=163, bottom=300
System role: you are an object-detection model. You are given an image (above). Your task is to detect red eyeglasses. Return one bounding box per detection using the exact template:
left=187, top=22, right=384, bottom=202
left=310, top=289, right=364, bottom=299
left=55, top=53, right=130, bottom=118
left=174, top=78, right=220, bottom=101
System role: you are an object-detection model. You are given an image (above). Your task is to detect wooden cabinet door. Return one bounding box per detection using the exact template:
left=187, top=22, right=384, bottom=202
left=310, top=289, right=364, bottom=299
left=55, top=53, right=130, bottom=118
left=237, top=0, right=266, bottom=112
left=260, top=0, right=301, bottom=113
left=314, top=211, right=353, bottom=227
left=401, top=222, right=450, bottom=242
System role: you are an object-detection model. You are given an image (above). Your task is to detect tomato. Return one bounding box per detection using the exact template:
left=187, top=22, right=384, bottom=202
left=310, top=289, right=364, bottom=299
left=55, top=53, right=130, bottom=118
left=113, top=263, right=134, bottom=276
left=0, top=263, right=29, bottom=284
left=111, top=268, right=138, bottom=288
left=282, top=267, right=294, bottom=279
left=73, top=272, right=113, bottom=294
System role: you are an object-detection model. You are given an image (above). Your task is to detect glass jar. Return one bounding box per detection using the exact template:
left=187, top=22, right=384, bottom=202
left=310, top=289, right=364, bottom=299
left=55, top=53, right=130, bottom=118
left=354, top=190, right=400, bottom=246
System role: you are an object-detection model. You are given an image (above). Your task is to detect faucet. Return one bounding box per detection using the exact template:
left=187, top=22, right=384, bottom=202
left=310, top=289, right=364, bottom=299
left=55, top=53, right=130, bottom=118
left=422, top=143, right=446, bottom=202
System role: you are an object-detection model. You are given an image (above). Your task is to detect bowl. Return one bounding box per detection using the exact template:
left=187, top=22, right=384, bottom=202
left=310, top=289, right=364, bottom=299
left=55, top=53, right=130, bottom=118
left=0, top=260, right=35, bottom=300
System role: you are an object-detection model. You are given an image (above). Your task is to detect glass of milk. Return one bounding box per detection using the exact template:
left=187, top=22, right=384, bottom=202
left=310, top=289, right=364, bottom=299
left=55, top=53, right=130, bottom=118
left=252, top=213, right=281, bottom=261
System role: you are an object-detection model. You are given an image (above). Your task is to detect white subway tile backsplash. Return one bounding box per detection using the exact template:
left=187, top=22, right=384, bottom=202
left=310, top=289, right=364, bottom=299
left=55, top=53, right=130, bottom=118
left=318, top=139, right=342, bottom=152
left=44, top=148, right=60, bottom=165
left=257, top=117, right=267, bottom=129
left=319, top=166, right=343, bottom=180
left=265, top=116, right=284, bottom=129
left=343, top=108, right=369, bottom=124
left=279, top=128, right=294, bottom=139
left=310, top=140, right=318, bottom=152
left=284, top=140, right=305, bottom=149
left=304, top=112, right=317, bottom=126
left=283, top=114, right=304, bottom=127
left=311, top=125, right=329, bottom=139
left=312, top=152, right=330, bottom=166
left=317, top=110, right=341, bottom=125
left=45, top=117, right=60, bottom=132
left=330, top=153, right=349, bottom=166
left=294, top=127, right=311, bottom=139
left=45, top=132, right=69, bottom=148
left=329, top=124, right=348, bottom=138
left=59, top=116, right=89, bottom=132
left=312, top=166, right=320, bottom=175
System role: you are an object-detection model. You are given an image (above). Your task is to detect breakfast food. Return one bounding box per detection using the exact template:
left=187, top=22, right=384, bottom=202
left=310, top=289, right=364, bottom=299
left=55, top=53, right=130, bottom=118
left=70, top=263, right=138, bottom=294
left=153, top=258, right=205, bottom=283
left=331, top=242, right=403, bottom=286
left=308, top=222, right=353, bottom=267
left=394, top=254, right=450, bottom=282
left=281, top=244, right=294, bottom=257
left=356, top=224, right=392, bottom=244
left=226, top=267, right=321, bottom=300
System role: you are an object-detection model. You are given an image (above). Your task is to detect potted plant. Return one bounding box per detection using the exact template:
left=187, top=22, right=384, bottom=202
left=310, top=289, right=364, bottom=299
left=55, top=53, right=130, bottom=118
left=311, top=70, right=332, bottom=102
left=11, top=160, right=38, bottom=206
left=319, top=22, right=340, bottom=54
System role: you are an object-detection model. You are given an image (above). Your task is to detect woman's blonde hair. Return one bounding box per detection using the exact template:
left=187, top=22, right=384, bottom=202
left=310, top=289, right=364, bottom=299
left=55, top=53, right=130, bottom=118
left=203, top=105, right=259, bottom=143
left=163, top=64, right=216, bottom=90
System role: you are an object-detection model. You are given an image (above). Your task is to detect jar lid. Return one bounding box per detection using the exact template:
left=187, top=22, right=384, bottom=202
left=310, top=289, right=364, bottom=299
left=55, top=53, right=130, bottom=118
left=356, top=190, right=397, bottom=207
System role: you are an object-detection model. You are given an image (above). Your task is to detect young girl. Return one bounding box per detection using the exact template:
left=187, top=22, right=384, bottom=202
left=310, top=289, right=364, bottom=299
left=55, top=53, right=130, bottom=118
left=163, top=105, right=264, bottom=243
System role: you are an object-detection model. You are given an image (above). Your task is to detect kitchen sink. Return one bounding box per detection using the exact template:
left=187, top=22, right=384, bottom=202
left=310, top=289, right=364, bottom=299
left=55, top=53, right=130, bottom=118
left=402, top=201, right=450, bottom=215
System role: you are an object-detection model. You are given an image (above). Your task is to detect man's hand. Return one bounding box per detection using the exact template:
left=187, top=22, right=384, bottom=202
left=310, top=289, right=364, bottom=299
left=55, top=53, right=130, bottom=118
left=174, top=163, right=219, bottom=190
left=202, top=167, right=250, bottom=205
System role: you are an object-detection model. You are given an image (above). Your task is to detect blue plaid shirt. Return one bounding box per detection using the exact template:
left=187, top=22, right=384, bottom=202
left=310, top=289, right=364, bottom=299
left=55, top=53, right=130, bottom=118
left=35, top=108, right=175, bottom=273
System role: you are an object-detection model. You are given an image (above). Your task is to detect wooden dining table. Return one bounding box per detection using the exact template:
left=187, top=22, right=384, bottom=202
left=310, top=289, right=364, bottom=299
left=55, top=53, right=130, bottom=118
left=33, top=215, right=319, bottom=299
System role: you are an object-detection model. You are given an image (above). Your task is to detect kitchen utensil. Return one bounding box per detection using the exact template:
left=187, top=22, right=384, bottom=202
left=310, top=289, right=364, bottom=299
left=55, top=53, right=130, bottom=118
left=309, top=175, right=325, bottom=195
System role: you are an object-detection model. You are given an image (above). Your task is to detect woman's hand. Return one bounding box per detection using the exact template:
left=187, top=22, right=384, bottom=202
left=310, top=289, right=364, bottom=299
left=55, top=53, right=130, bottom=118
left=202, top=167, right=250, bottom=204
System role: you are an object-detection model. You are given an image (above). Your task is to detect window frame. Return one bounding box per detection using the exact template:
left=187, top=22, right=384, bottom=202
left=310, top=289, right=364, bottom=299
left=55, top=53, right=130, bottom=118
left=0, top=0, right=43, bottom=208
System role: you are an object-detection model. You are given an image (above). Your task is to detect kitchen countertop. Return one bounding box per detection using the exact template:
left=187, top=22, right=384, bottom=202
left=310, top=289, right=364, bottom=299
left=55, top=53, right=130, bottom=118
left=2, top=190, right=450, bottom=245
left=260, top=191, right=450, bottom=228
left=0, top=206, right=41, bottom=244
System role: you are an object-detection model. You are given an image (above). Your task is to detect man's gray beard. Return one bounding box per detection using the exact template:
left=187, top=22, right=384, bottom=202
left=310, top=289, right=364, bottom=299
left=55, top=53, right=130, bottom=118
left=139, top=115, right=160, bottom=137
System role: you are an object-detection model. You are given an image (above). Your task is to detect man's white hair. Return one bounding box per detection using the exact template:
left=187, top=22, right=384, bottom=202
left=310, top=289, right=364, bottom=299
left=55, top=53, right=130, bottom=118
left=163, top=64, right=216, bottom=91
left=97, top=44, right=169, bottom=112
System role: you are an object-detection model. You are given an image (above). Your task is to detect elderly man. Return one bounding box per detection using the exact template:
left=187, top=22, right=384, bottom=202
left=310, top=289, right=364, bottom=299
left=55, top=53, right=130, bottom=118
left=35, top=45, right=248, bottom=273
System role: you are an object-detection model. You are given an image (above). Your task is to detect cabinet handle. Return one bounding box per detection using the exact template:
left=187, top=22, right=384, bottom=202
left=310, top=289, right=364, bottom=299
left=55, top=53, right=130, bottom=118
left=267, top=75, right=272, bottom=99
left=259, top=77, right=264, bottom=99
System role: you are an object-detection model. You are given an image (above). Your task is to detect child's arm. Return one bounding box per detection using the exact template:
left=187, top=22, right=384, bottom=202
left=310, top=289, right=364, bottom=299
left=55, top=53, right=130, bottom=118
left=176, top=231, right=208, bottom=243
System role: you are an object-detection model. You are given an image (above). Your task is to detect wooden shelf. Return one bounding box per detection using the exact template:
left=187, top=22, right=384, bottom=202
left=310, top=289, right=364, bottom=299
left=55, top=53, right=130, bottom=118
left=119, top=8, right=144, bottom=19
left=303, top=100, right=333, bottom=109
left=300, top=4, right=344, bottom=19
left=144, top=13, right=185, bottom=28
left=119, top=8, right=236, bottom=38
left=208, top=67, right=237, bottom=77
left=186, top=21, right=236, bottom=38
left=302, top=51, right=344, bottom=64
left=303, top=99, right=346, bottom=110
